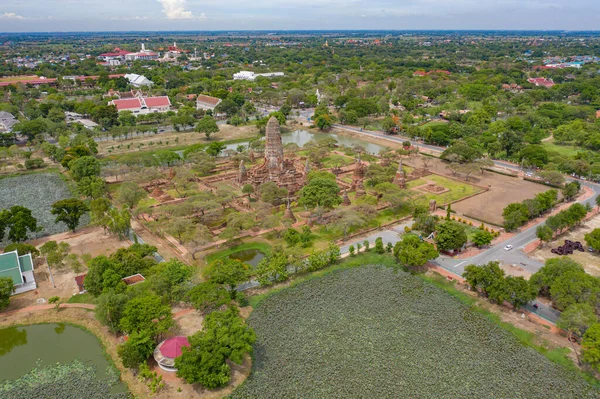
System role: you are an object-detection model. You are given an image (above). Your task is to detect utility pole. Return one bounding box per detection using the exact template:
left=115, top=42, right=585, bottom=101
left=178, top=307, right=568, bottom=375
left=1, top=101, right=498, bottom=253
left=47, top=263, right=56, bottom=288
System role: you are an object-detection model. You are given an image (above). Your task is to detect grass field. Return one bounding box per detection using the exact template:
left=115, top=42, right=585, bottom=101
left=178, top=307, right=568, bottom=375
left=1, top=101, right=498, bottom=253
left=543, top=139, right=582, bottom=157
left=233, top=262, right=598, bottom=398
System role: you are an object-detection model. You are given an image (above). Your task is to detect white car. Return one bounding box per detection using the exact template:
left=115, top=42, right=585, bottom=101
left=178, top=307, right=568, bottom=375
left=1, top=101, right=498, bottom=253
left=504, top=245, right=513, bottom=251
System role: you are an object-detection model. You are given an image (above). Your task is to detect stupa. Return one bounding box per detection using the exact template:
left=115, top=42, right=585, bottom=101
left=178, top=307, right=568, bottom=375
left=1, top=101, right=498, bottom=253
left=244, top=117, right=305, bottom=193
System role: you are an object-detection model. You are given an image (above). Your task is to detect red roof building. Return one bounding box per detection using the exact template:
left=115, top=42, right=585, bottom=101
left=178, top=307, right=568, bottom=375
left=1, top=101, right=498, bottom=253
left=413, top=71, right=427, bottom=77
left=154, top=336, right=191, bottom=371
left=99, top=48, right=132, bottom=58
left=75, top=274, right=86, bottom=293
left=109, top=96, right=171, bottom=114
left=596, top=110, right=600, bottom=119
left=528, top=77, right=555, bottom=88
left=0, top=76, right=57, bottom=87
left=122, top=273, right=146, bottom=286
left=196, top=94, right=222, bottom=111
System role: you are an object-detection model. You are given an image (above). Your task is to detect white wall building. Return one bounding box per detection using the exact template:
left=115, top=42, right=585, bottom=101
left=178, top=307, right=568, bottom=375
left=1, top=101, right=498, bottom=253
left=233, top=71, right=284, bottom=81
left=124, top=73, right=154, bottom=87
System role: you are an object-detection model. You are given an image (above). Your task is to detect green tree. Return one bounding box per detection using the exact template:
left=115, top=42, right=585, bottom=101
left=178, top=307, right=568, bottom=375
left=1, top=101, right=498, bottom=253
left=195, top=115, right=219, bottom=140
left=472, top=229, right=494, bottom=248
left=562, top=181, right=580, bottom=201
left=120, top=294, right=173, bottom=336
left=186, top=282, right=230, bottom=314
left=502, top=202, right=530, bottom=231
left=584, top=228, right=600, bottom=251
left=536, top=225, right=554, bottom=247
left=51, top=198, right=88, bottom=232
left=582, top=323, right=600, bottom=371
left=175, top=307, right=255, bottom=389
left=298, top=178, right=341, bottom=209
left=148, top=259, right=193, bottom=302
left=206, top=141, right=226, bottom=157
left=117, top=182, right=147, bottom=209
left=393, top=234, right=439, bottom=273
left=550, top=271, right=600, bottom=311
left=204, top=258, right=250, bottom=294
left=77, top=176, right=107, bottom=199
left=0, top=206, right=40, bottom=243
left=117, top=329, right=155, bottom=369
left=435, top=221, right=467, bottom=252
left=558, top=304, right=598, bottom=365
left=374, top=237, right=385, bottom=254
left=503, top=276, right=537, bottom=309
left=0, top=276, right=14, bottom=311
left=530, top=258, right=585, bottom=296
left=256, top=250, right=289, bottom=286
left=463, top=261, right=505, bottom=295
left=69, top=156, right=101, bottom=181
left=94, top=291, right=129, bottom=332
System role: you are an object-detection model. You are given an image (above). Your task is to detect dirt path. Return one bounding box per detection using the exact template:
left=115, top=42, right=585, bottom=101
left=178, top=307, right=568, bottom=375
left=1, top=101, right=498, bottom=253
left=1, top=303, right=96, bottom=317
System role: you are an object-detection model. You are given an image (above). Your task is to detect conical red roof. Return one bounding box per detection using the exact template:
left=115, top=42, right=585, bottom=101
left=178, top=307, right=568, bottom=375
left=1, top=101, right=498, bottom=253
left=160, top=336, right=190, bottom=358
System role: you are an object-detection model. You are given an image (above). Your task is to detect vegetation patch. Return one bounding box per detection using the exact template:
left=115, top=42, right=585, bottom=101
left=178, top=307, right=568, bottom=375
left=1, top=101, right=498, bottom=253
left=0, top=359, right=129, bottom=399
left=232, top=264, right=598, bottom=398
left=0, top=172, right=87, bottom=246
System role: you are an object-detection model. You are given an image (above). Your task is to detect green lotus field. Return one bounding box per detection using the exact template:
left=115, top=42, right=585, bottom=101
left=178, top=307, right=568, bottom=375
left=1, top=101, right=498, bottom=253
left=231, top=265, right=598, bottom=399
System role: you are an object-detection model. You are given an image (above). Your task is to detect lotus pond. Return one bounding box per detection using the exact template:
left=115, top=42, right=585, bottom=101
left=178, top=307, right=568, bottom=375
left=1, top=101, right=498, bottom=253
left=231, top=264, right=598, bottom=399
left=0, top=172, right=87, bottom=246
left=0, top=324, right=128, bottom=398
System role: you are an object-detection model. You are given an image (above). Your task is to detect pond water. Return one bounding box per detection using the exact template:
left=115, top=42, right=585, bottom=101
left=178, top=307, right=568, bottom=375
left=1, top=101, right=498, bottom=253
left=229, top=249, right=265, bottom=268
left=223, top=129, right=387, bottom=155
left=0, top=324, right=119, bottom=383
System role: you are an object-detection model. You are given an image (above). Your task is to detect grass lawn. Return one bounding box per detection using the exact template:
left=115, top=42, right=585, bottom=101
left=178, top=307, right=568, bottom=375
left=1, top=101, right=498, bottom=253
left=204, top=241, right=272, bottom=264
left=414, top=175, right=482, bottom=205
left=542, top=139, right=582, bottom=157
left=321, top=154, right=354, bottom=168
left=67, top=293, right=97, bottom=304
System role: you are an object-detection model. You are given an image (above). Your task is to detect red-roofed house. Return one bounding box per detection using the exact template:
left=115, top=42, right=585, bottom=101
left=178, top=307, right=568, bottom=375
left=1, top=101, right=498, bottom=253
left=596, top=110, right=600, bottom=119
left=413, top=71, right=428, bottom=77
left=528, top=78, right=555, bottom=88
left=75, top=274, right=86, bottom=293
left=109, top=96, right=171, bottom=114
left=196, top=94, right=222, bottom=111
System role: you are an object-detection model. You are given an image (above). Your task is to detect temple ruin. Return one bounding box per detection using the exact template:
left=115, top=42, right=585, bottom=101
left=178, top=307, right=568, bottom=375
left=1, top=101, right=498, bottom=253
left=242, top=117, right=306, bottom=193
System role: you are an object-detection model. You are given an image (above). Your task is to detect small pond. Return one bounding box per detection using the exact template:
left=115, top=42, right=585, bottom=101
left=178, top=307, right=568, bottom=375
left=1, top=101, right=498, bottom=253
left=223, top=129, right=387, bottom=155
left=229, top=249, right=265, bottom=268
left=0, top=324, right=121, bottom=386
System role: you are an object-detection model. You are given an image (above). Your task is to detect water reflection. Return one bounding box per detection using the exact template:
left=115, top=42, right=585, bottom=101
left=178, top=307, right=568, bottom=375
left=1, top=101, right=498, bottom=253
left=229, top=249, right=265, bottom=268
left=224, top=130, right=387, bottom=155
left=0, top=327, right=27, bottom=356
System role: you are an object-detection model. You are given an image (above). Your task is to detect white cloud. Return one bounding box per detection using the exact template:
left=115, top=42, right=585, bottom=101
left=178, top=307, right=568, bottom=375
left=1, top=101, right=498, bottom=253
left=156, top=0, right=197, bottom=19
left=110, top=16, right=149, bottom=20
left=0, top=12, right=26, bottom=20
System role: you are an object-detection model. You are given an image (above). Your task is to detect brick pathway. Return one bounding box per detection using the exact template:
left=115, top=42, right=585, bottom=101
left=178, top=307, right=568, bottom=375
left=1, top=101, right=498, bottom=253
left=1, top=303, right=96, bottom=317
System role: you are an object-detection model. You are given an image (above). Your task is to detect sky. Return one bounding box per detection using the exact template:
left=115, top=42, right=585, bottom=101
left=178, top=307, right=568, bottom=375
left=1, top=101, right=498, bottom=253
left=1, top=0, right=599, bottom=32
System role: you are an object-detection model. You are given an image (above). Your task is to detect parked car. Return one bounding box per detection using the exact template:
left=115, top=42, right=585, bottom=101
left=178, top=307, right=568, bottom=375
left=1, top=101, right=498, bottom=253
left=504, top=245, right=513, bottom=251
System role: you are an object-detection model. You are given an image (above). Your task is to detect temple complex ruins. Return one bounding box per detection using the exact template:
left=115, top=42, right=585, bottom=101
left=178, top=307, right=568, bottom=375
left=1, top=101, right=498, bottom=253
left=241, top=117, right=306, bottom=193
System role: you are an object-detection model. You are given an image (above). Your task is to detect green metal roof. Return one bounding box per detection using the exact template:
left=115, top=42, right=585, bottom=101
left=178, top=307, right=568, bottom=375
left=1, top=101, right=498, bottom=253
left=0, top=252, right=23, bottom=285
left=18, top=255, right=33, bottom=272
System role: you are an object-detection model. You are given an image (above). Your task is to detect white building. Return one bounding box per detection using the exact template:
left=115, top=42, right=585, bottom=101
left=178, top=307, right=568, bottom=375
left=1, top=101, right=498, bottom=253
left=124, top=73, right=154, bottom=88
left=0, top=111, right=18, bottom=132
left=125, top=44, right=159, bottom=61
left=233, top=71, right=285, bottom=81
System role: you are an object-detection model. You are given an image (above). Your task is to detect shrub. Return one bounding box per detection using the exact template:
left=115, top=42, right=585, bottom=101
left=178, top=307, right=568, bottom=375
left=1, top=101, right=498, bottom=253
left=24, top=158, right=45, bottom=169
